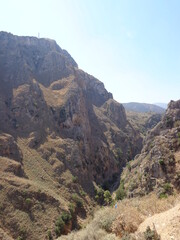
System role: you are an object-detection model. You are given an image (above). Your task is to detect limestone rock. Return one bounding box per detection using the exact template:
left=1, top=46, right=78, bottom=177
left=0, top=133, right=22, bottom=161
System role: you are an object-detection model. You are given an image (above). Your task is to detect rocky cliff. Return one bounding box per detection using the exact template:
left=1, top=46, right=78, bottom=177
left=121, top=99, right=180, bottom=197
left=0, top=32, right=142, bottom=240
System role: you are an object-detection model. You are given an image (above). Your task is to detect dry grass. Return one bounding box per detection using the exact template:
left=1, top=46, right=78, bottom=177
left=0, top=135, right=98, bottom=240
left=58, top=207, right=119, bottom=240
left=40, top=75, right=75, bottom=107
left=57, top=193, right=180, bottom=240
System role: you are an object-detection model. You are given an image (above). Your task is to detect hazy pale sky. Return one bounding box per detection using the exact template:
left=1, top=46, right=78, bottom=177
left=1, top=0, right=180, bottom=103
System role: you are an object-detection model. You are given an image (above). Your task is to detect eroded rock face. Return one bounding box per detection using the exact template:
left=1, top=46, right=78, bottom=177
left=0, top=32, right=142, bottom=189
left=0, top=133, right=22, bottom=161
left=0, top=32, right=144, bottom=240
left=121, top=99, right=180, bottom=197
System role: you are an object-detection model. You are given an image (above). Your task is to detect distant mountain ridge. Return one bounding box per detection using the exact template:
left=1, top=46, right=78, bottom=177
left=123, top=102, right=165, bottom=113
left=154, top=102, right=168, bottom=109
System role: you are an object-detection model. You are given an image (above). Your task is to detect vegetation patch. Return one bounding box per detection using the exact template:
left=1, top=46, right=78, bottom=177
left=72, top=193, right=83, bottom=208
left=95, top=186, right=112, bottom=205
left=55, top=211, right=72, bottom=237
left=144, top=226, right=160, bottom=240
left=116, top=180, right=126, bottom=200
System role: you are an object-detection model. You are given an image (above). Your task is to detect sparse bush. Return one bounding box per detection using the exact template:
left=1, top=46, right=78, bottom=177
left=17, top=228, right=27, bottom=240
left=104, top=190, right=112, bottom=205
left=55, top=226, right=61, bottom=237
left=121, top=233, right=131, bottom=240
left=163, top=183, right=173, bottom=194
left=144, top=226, right=160, bottom=240
left=115, top=148, right=123, bottom=160
left=68, top=203, right=75, bottom=214
left=61, top=211, right=72, bottom=224
left=17, top=237, right=23, bottom=240
left=47, top=230, right=53, bottom=240
left=72, top=193, right=83, bottom=208
left=72, top=176, right=78, bottom=183
left=80, top=190, right=86, bottom=197
left=159, top=192, right=168, bottom=199
left=116, top=180, right=126, bottom=200
left=25, top=198, right=33, bottom=210
left=127, top=163, right=131, bottom=171
left=165, top=116, right=173, bottom=128
left=55, top=211, right=72, bottom=237
left=158, top=182, right=173, bottom=199
left=95, top=186, right=105, bottom=205
left=158, top=159, right=165, bottom=166
left=55, top=216, right=65, bottom=236
left=101, top=218, right=113, bottom=232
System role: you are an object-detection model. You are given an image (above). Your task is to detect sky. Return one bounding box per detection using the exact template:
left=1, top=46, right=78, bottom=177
left=0, top=0, right=180, bottom=104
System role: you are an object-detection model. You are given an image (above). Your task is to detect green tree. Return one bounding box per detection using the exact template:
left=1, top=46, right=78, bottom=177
left=104, top=190, right=112, bottom=205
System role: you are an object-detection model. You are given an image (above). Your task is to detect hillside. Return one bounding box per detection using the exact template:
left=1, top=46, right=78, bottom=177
left=121, top=99, right=180, bottom=197
left=0, top=32, right=142, bottom=240
left=57, top=100, right=180, bottom=240
left=126, top=111, right=162, bottom=137
left=123, top=102, right=165, bottom=113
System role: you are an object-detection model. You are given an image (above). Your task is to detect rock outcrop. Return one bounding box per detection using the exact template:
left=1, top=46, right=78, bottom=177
left=0, top=133, right=22, bottom=161
left=121, top=99, right=180, bottom=197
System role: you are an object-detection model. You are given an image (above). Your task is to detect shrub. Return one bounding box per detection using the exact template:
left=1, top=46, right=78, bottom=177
left=116, top=180, right=126, bottom=200
left=127, top=163, right=131, bottom=171
left=47, top=230, right=53, bottom=240
left=17, top=237, right=23, bottom=240
left=95, top=186, right=105, bottom=205
left=158, top=182, right=173, bottom=199
left=144, top=226, right=160, bottom=240
left=61, top=211, right=72, bottom=224
left=72, top=176, right=78, bottom=183
left=17, top=228, right=27, bottom=240
left=104, top=190, right=112, bottom=205
left=72, top=193, right=83, bottom=208
left=101, top=218, right=113, bottom=232
left=165, top=116, right=173, bottom=128
left=68, top=203, right=75, bottom=214
left=121, top=234, right=131, bottom=240
left=159, top=192, right=168, bottom=199
left=115, top=148, right=123, bottom=160
left=55, top=226, right=61, bottom=237
left=55, top=217, right=65, bottom=236
left=80, top=190, right=86, bottom=197
left=25, top=198, right=33, bottom=209
left=163, top=183, right=173, bottom=194
left=158, top=159, right=165, bottom=166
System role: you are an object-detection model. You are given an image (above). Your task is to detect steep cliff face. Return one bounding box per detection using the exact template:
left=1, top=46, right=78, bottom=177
left=0, top=32, right=142, bottom=240
left=121, top=99, right=180, bottom=197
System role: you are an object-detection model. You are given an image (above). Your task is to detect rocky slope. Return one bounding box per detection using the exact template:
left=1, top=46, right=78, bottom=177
left=0, top=32, right=142, bottom=240
left=126, top=111, right=163, bottom=137
left=121, top=99, right=180, bottom=197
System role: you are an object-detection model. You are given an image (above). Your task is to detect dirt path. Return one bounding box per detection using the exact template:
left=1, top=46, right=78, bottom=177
left=137, top=203, right=180, bottom=240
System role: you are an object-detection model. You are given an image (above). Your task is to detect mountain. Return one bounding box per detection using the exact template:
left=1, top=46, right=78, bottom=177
left=0, top=32, right=142, bottom=240
left=154, top=102, right=168, bottom=109
left=121, top=99, right=180, bottom=197
left=123, top=102, right=165, bottom=113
